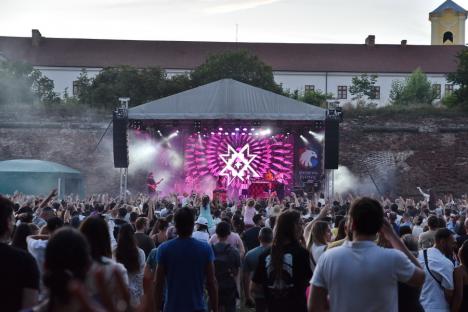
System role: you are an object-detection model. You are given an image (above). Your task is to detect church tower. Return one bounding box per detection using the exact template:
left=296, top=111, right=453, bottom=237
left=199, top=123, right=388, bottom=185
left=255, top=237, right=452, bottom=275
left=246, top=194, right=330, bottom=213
left=429, top=0, right=467, bottom=45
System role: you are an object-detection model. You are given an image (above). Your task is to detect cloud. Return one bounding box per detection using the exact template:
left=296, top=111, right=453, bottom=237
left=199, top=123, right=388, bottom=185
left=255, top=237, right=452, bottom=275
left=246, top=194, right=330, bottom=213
left=202, top=0, right=282, bottom=14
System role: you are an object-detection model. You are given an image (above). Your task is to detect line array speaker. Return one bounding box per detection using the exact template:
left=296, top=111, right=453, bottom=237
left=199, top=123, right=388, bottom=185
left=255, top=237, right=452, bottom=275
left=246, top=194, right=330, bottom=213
left=113, top=110, right=129, bottom=168
left=324, top=119, right=339, bottom=169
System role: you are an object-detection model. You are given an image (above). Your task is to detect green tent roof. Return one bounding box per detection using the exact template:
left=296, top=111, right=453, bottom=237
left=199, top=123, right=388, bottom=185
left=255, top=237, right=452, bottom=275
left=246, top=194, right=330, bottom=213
left=0, top=159, right=81, bottom=174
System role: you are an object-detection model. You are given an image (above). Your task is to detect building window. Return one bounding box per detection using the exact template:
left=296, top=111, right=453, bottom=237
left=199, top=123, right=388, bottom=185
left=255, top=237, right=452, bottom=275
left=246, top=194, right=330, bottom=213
left=73, top=81, right=80, bottom=96
left=443, top=31, right=454, bottom=43
left=337, top=86, right=347, bottom=99
left=445, top=84, right=453, bottom=95
left=371, top=86, right=380, bottom=100
left=433, top=84, right=441, bottom=99
left=304, top=85, right=315, bottom=92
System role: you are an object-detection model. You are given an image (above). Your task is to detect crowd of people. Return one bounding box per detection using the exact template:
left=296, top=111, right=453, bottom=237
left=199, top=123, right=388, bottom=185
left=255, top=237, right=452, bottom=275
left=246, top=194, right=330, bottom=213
left=1, top=188, right=468, bottom=312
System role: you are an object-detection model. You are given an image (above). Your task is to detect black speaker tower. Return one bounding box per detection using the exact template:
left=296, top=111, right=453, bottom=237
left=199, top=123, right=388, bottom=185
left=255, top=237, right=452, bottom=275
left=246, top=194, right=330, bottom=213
left=113, top=109, right=129, bottom=168
left=324, top=119, right=339, bottom=169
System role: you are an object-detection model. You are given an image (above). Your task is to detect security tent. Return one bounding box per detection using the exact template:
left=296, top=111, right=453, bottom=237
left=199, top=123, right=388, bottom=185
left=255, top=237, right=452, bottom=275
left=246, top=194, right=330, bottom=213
left=0, top=159, right=84, bottom=196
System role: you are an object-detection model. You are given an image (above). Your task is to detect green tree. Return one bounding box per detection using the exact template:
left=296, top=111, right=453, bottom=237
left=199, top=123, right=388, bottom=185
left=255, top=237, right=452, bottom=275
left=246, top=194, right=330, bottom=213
left=0, top=60, right=59, bottom=105
left=79, top=66, right=167, bottom=108
left=32, top=73, right=61, bottom=105
left=389, top=68, right=436, bottom=106
left=283, top=89, right=300, bottom=100
left=447, top=48, right=468, bottom=110
left=389, top=80, right=405, bottom=105
left=73, top=69, right=93, bottom=104
left=300, top=90, right=332, bottom=107
left=190, top=50, right=282, bottom=93
left=0, top=60, right=35, bottom=104
left=164, top=74, right=192, bottom=96
left=349, top=74, right=378, bottom=100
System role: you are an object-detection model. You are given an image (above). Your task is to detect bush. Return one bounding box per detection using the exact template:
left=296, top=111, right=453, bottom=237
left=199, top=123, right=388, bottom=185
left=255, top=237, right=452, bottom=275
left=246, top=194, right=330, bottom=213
left=442, top=94, right=459, bottom=109
left=389, top=68, right=436, bottom=106
left=301, top=90, right=331, bottom=107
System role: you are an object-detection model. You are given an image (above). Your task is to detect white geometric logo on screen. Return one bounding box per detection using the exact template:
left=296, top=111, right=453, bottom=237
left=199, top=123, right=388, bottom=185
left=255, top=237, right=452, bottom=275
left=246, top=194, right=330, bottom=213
left=219, top=144, right=260, bottom=185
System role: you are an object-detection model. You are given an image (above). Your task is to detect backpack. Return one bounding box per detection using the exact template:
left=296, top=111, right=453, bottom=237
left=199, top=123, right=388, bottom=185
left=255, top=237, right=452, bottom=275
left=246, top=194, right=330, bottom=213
left=265, top=253, right=295, bottom=299
left=212, top=243, right=237, bottom=294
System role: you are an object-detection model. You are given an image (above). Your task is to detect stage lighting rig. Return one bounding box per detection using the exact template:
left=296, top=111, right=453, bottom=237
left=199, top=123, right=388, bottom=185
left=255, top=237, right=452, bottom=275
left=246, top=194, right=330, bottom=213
left=326, top=100, right=344, bottom=123
left=194, top=121, right=202, bottom=133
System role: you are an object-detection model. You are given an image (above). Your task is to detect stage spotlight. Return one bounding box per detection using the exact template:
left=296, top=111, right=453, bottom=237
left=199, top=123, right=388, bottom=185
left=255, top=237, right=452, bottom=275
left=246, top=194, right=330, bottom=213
left=243, top=128, right=247, bottom=131
left=260, top=129, right=272, bottom=136
left=211, top=132, right=215, bottom=135
left=309, top=130, right=324, bottom=142
left=219, top=127, right=223, bottom=131
left=235, top=128, right=240, bottom=131
left=224, top=132, right=229, bottom=135
left=300, top=135, right=309, bottom=144
left=248, top=133, right=253, bottom=136
left=218, top=132, right=222, bottom=135
left=251, top=128, right=255, bottom=131
left=231, top=132, right=235, bottom=135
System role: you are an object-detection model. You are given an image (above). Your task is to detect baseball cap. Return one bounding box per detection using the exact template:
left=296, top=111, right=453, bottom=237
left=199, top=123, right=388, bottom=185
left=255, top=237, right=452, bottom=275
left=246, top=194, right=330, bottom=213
left=195, top=216, right=208, bottom=226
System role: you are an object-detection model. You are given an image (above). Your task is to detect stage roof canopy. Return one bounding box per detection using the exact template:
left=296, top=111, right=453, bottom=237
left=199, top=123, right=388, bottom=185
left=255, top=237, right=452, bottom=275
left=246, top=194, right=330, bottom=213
left=128, top=79, right=326, bottom=121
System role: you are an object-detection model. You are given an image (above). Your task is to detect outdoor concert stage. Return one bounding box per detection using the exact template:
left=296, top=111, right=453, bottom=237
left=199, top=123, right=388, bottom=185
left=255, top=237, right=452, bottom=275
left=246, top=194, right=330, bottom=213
left=124, top=79, right=328, bottom=201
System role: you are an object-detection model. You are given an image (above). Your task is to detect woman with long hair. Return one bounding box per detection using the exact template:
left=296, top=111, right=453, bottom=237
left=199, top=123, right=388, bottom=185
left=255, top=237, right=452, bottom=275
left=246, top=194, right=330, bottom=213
left=199, top=195, right=215, bottom=232
left=334, top=217, right=347, bottom=242
left=32, top=228, right=91, bottom=311
left=11, top=223, right=32, bottom=251
left=150, top=218, right=169, bottom=247
left=251, top=210, right=312, bottom=312
left=115, top=223, right=145, bottom=307
left=79, top=216, right=129, bottom=296
left=307, top=221, right=331, bottom=271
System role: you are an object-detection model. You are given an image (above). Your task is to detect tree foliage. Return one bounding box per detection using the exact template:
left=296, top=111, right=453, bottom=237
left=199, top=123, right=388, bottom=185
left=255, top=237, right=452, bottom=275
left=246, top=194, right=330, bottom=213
left=283, top=89, right=332, bottom=107
left=0, top=60, right=60, bottom=105
left=447, top=48, right=468, bottom=110
left=301, top=90, right=332, bottom=107
left=349, top=74, right=378, bottom=100
left=78, top=66, right=168, bottom=108
left=389, top=68, right=436, bottom=106
left=75, top=50, right=282, bottom=108
left=190, top=50, right=282, bottom=94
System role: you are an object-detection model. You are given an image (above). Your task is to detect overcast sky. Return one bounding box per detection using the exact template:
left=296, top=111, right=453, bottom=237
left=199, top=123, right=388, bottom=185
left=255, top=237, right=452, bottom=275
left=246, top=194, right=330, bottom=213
left=1, top=0, right=467, bottom=44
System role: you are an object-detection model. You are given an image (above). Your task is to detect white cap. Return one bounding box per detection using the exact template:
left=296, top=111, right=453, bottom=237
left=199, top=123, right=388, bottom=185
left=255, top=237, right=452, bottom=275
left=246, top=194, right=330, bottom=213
left=195, top=216, right=208, bottom=226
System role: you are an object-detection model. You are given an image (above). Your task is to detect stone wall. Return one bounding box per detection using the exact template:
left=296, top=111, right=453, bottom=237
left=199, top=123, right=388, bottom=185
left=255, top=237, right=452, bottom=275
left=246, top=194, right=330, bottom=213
left=1, top=112, right=467, bottom=196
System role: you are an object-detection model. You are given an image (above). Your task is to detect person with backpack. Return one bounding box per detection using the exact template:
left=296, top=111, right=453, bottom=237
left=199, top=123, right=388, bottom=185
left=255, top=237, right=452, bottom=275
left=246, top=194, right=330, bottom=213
left=418, top=228, right=456, bottom=312
left=212, top=221, right=241, bottom=312
left=252, top=210, right=312, bottom=312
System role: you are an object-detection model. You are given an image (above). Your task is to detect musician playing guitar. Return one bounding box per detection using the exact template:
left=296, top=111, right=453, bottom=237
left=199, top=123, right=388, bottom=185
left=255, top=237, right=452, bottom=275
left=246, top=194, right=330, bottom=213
left=147, top=172, right=164, bottom=195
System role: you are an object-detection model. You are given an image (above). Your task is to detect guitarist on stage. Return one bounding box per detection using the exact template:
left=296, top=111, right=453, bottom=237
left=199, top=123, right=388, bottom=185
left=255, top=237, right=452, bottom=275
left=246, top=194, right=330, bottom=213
left=147, top=172, right=164, bottom=195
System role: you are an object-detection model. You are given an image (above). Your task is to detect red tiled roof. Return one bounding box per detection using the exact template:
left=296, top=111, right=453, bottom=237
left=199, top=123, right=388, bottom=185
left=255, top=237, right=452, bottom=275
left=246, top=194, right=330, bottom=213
left=0, top=36, right=464, bottom=74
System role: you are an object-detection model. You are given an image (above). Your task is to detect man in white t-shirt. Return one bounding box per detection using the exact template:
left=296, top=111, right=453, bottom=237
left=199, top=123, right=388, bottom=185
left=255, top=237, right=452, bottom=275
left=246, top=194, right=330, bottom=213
left=309, top=197, right=425, bottom=312
left=418, top=228, right=455, bottom=312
